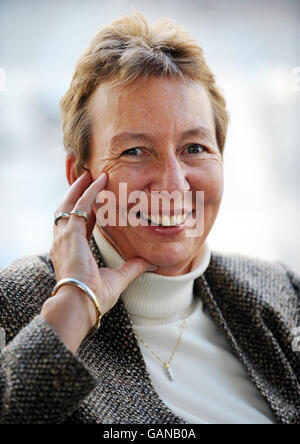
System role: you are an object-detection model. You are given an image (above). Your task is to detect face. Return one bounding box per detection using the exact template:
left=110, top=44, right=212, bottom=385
left=86, top=76, right=223, bottom=276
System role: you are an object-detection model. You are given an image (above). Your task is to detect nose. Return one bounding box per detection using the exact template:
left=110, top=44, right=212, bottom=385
left=150, top=155, right=190, bottom=194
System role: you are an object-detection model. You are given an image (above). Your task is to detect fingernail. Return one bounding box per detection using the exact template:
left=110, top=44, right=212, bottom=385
left=74, top=172, right=88, bottom=183
left=97, top=172, right=107, bottom=181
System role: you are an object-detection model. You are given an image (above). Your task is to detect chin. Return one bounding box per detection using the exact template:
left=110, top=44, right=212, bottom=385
left=138, top=245, right=194, bottom=269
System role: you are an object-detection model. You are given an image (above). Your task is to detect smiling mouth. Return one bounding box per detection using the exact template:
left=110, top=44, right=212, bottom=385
left=136, top=211, right=189, bottom=227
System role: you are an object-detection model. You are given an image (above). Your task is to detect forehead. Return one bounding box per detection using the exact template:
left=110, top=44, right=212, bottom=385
left=88, top=76, right=215, bottom=138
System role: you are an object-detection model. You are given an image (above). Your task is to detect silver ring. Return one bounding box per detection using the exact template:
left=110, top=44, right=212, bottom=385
left=70, top=210, right=89, bottom=222
left=54, top=211, right=70, bottom=226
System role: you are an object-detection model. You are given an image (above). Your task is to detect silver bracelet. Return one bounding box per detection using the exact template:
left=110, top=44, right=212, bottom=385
left=51, top=277, right=102, bottom=339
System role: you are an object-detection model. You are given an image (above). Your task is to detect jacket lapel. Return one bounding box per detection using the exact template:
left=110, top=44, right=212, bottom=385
left=200, top=255, right=300, bottom=425
left=77, top=296, right=187, bottom=423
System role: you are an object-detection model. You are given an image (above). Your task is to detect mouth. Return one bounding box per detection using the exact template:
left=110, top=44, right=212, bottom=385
left=136, top=211, right=190, bottom=227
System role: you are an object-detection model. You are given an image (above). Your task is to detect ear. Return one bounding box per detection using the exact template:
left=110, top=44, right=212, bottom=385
left=65, top=154, right=79, bottom=185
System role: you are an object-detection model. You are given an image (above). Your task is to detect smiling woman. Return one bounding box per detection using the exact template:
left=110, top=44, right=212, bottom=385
left=0, top=12, right=299, bottom=425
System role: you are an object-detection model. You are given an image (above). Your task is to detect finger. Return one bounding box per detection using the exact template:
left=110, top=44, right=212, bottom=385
left=68, top=172, right=108, bottom=235
left=53, top=171, right=92, bottom=231
left=60, top=170, right=93, bottom=213
left=112, top=258, right=158, bottom=294
left=86, top=206, right=96, bottom=240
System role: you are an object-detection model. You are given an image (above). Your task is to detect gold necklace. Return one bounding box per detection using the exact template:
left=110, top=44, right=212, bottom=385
left=128, top=310, right=188, bottom=381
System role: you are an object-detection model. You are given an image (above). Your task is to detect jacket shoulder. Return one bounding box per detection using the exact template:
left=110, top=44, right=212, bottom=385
left=206, top=250, right=300, bottom=314
left=0, top=253, right=56, bottom=332
left=207, top=250, right=296, bottom=284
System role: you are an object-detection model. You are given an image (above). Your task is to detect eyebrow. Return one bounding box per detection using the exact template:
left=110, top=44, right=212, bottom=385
left=110, top=125, right=215, bottom=148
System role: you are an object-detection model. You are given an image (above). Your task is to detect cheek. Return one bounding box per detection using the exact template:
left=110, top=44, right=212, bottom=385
left=91, top=152, right=148, bottom=195
left=193, top=162, right=223, bottom=204
left=110, top=168, right=148, bottom=196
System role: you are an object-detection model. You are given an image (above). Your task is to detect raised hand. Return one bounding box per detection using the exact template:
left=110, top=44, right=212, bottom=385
left=41, top=170, right=155, bottom=352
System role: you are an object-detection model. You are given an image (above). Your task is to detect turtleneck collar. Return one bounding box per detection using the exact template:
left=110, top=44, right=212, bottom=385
left=92, top=225, right=211, bottom=326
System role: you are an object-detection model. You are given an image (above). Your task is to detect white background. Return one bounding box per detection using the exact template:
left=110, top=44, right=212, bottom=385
left=0, top=0, right=299, bottom=272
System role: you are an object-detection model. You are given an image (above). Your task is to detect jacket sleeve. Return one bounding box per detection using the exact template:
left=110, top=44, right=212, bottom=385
left=283, top=265, right=300, bottom=297
left=277, top=263, right=300, bottom=382
left=0, top=283, right=98, bottom=424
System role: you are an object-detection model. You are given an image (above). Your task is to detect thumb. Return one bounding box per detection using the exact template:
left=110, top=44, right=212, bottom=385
left=112, top=258, right=157, bottom=294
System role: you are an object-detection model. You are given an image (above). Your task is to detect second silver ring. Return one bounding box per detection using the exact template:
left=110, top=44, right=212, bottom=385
left=70, top=210, right=89, bottom=222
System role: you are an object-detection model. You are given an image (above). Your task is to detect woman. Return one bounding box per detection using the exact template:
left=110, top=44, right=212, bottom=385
left=0, top=13, right=299, bottom=424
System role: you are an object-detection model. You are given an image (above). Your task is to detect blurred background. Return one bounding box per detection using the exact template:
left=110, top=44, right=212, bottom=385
left=0, top=0, right=299, bottom=271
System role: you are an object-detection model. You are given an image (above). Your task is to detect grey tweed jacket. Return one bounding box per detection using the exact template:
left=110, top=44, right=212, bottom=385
left=0, top=235, right=299, bottom=424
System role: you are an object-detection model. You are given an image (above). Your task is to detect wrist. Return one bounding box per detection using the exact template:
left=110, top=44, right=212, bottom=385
left=41, top=285, right=96, bottom=353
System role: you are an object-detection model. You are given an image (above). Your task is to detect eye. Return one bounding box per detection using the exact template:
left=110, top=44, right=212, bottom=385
left=121, top=147, right=143, bottom=156
left=183, top=144, right=207, bottom=155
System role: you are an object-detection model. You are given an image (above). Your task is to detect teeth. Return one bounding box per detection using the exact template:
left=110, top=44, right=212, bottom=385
left=140, top=212, right=188, bottom=226
left=151, top=214, right=160, bottom=225
left=176, top=214, right=183, bottom=225
left=162, top=215, right=171, bottom=226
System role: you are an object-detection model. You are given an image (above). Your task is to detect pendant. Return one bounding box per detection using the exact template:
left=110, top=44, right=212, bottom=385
left=163, top=363, right=175, bottom=381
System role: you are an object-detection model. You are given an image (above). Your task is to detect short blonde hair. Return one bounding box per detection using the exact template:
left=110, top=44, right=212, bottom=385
left=60, top=12, right=229, bottom=175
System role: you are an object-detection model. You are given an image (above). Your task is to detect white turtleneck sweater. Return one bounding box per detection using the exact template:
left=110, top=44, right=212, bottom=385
left=93, top=225, right=276, bottom=424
